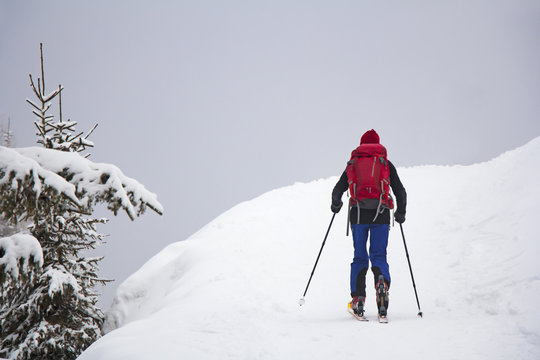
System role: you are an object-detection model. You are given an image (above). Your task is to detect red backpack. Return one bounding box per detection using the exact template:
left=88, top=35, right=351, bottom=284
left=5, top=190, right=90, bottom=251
left=346, top=143, right=394, bottom=216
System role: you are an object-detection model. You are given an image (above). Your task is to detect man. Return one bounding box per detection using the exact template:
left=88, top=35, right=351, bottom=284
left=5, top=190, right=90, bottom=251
left=331, top=129, right=407, bottom=320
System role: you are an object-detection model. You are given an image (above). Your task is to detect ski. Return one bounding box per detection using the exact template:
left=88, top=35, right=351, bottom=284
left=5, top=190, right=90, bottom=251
left=378, top=315, right=389, bottom=324
left=347, top=302, right=368, bottom=322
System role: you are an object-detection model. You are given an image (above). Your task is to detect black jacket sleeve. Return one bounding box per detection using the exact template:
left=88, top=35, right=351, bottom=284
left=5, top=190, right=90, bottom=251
left=332, top=169, right=348, bottom=204
left=388, top=161, right=407, bottom=215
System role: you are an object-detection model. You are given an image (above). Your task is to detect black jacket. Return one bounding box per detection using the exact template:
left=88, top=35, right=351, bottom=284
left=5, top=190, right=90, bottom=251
left=332, top=160, right=407, bottom=225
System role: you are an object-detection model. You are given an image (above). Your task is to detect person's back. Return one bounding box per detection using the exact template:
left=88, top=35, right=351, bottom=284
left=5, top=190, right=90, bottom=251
left=331, top=129, right=407, bottom=321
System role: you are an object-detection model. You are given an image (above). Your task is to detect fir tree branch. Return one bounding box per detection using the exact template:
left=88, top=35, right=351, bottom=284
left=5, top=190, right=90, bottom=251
left=26, top=98, right=43, bottom=113
left=34, top=122, right=46, bottom=137
left=42, top=88, right=61, bottom=104
left=32, top=110, right=52, bottom=121
left=29, top=74, right=43, bottom=101
left=58, top=85, right=63, bottom=123
left=84, top=124, right=98, bottom=140
left=69, top=131, right=84, bottom=142
left=40, top=43, right=45, bottom=96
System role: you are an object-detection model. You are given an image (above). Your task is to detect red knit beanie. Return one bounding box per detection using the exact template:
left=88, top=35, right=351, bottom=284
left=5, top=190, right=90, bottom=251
left=360, top=129, right=380, bottom=144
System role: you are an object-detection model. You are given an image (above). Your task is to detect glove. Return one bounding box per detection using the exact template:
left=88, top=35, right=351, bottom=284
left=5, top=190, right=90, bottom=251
left=394, top=212, right=406, bottom=224
left=331, top=199, right=343, bottom=213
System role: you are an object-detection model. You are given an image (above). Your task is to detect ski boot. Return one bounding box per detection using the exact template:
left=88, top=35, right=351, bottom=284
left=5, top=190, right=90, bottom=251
left=348, top=296, right=367, bottom=321
left=376, top=275, right=389, bottom=323
left=351, top=296, right=366, bottom=316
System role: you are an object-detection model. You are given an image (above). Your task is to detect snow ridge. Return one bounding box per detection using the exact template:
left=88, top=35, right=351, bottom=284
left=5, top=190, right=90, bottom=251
left=80, top=137, right=540, bottom=360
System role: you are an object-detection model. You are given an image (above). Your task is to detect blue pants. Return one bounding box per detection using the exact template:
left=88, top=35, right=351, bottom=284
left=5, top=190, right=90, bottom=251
left=350, top=224, right=390, bottom=296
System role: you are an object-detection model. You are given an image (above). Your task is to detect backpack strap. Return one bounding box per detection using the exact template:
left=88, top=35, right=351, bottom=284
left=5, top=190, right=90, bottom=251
left=372, top=178, right=394, bottom=222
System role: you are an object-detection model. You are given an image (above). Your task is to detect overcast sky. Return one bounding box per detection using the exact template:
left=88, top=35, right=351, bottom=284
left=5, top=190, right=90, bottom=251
left=1, top=1, right=539, bottom=307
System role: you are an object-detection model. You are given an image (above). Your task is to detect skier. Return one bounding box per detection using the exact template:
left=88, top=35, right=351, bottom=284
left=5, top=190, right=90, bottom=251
left=331, top=129, right=407, bottom=321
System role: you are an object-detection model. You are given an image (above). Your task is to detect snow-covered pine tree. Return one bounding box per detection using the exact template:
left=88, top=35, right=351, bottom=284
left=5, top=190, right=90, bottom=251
left=0, top=117, right=17, bottom=238
left=0, top=43, right=103, bottom=360
left=26, top=44, right=61, bottom=151
left=1, top=117, right=14, bottom=148
left=27, top=44, right=96, bottom=154
left=0, top=44, right=163, bottom=360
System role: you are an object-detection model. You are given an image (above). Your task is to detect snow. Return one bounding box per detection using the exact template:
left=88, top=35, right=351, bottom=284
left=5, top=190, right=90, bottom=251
left=44, top=267, right=81, bottom=297
left=0, top=146, right=163, bottom=219
left=0, top=145, right=163, bottom=286
left=79, top=137, right=540, bottom=360
left=0, top=233, right=43, bottom=279
left=15, top=147, right=164, bottom=218
left=0, top=146, right=79, bottom=205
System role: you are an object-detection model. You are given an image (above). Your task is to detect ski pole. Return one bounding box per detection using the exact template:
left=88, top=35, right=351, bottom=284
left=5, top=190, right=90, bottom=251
left=346, top=198, right=351, bottom=236
left=299, top=213, right=336, bottom=306
left=399, top=223, right=423, bottom=317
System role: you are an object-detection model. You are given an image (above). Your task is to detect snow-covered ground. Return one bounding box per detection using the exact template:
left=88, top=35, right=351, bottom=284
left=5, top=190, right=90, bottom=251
left=79, top=138, right=540, bottom=360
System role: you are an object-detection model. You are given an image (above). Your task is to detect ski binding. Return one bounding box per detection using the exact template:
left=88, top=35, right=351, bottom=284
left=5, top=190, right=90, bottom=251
left=347, top=302, right=368, bottom=322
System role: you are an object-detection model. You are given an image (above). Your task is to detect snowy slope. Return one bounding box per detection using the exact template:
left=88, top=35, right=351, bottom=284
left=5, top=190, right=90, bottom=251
left=79, top=138, right=540, bottom=360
